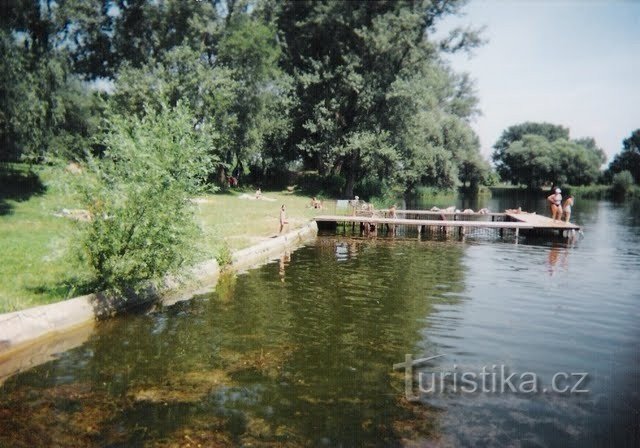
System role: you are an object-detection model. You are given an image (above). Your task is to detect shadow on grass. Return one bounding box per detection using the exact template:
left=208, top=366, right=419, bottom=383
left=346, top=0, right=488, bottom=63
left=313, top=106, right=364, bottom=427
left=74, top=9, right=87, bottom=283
left=26, top=277, right=159, bottom=317
left=26, top=276, right=99, bottom=302
left=0, top=164, right=46, bottom=215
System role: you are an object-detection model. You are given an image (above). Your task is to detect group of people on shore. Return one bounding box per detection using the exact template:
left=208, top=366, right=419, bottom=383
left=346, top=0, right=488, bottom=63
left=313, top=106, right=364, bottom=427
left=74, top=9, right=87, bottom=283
left=547, top=188, right=574, bottom=222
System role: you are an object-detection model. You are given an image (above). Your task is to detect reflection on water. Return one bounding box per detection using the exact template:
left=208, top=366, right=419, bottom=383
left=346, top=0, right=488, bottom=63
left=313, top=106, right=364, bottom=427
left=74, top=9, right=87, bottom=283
left=0, top=195, right=639, bottom=447
left=546, top=243, right=568, bottom=276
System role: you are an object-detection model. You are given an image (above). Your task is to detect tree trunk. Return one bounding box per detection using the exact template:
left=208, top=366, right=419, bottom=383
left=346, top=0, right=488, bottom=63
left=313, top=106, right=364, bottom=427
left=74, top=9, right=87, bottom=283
left=344, top=168, right=356, bottom=199
left=217, top=165, right=227, bottom=187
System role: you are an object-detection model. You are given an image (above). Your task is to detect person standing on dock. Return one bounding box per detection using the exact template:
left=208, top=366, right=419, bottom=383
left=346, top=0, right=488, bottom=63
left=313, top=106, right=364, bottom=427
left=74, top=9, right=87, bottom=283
left=547, top=188, right=563, bottom=221
left=563, top=195, right=574, bottom=223
left=350, top=195, right=359, bottom=216
left=387, top=204, right=398, bottom=234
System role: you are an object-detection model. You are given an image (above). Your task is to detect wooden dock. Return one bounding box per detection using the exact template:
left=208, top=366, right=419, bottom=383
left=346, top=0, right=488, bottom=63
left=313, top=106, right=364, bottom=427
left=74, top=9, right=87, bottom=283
left=314, top=210, right=580, bottom=240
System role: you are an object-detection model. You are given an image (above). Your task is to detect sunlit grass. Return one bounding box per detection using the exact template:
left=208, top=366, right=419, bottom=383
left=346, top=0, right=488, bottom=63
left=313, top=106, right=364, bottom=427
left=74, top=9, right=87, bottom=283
left=0, top=164, right=92, bottom=312
left=194, top=190, right=322, bottom=256
left=0, top=164, right=323, bottom=313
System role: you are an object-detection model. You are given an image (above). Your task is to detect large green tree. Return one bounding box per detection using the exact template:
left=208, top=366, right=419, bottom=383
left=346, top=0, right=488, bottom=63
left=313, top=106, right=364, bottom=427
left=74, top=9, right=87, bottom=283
left=0, top=1, right=106, bottom=162
left=606, top=129, right=640, bottom=184
left=492, top=122, right=605, bottom=187
left=108, top=14, right=291, bottom=186
left=492, top=122, right=569, bottom=182
left=273, top=0, right=484, bottom=197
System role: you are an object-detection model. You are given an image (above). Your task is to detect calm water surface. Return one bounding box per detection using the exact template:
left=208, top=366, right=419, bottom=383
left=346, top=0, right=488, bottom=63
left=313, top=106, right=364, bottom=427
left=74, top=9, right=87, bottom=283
left=1, top=195, right=639, bottom=447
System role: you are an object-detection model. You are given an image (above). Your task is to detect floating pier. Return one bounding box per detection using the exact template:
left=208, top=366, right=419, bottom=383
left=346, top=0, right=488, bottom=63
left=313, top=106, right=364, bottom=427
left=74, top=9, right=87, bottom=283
left=314, top=210, right=580, bottom=241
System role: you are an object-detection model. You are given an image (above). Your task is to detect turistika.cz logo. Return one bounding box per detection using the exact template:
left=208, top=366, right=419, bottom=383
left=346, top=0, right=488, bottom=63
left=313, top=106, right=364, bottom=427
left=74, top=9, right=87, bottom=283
left=393, top=354, right=589, bottom=401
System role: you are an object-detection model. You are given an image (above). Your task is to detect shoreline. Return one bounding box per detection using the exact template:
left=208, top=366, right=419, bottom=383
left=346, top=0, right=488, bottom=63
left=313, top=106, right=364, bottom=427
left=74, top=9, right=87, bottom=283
left=0, top=221, right=318, bottom=381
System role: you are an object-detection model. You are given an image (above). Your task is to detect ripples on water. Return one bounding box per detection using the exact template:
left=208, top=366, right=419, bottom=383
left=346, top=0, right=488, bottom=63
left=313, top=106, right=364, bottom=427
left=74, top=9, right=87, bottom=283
left=0, top=199, right=638, bottom=447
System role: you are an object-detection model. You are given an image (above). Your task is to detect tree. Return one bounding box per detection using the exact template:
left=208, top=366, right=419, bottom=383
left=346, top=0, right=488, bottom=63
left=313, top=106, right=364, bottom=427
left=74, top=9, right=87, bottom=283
left=607, top=130, right=640, bottom=184
left=0, top=3, right=105, bottom=163
left=611, top=170, right=634, bottom=198
left=492, top=122, right=569, bottom=181
left=109, top=25, right=290, bottom=187
left=492, top=122, right=604, bottom=187
left=552, top=139, right=602, bottom=186
left=498, top=135, right=554, bottom=188
left=274, top=0, right=484, bottom=197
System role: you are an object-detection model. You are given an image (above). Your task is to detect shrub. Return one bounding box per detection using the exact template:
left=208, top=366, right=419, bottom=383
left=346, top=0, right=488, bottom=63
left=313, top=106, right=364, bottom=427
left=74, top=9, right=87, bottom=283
left=78, top=103, right=215, bottom=295
left=612, top=170, right=634, bottom=199
left=215, top=242, right=233, bottom=268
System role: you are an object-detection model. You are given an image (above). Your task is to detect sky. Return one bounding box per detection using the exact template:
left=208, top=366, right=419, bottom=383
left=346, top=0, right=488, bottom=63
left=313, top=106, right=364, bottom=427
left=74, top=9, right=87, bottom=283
left=436, top=0, right=640, bottom=163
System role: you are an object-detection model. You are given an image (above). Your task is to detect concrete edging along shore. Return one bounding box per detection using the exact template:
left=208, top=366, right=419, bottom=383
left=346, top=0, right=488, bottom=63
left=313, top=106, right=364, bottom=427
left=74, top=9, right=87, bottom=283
left=0, top=220, right=318, bottom=377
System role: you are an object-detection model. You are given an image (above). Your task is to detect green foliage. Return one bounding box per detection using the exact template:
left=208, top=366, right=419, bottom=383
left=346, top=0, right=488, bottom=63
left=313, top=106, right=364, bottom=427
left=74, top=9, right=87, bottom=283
left=492, top=122, right=569, bottom=181
left=215, top=242, right=233, bottom=268
left=606, top=129, right=640, bottom=184
left=275, top=0, right=486, bottom=197
left=566, top=184, right=611, bottom=200
left=492, top=122, right=605, bottom=187
left=2, top=0, right=491, bottom=199
left=611, top=170, right=634, bottom=198
left=78, top=103, right=215, bottom=294
left=110, top=22, right=292, bottom=187
left=0, top=30, right=102, bottom=162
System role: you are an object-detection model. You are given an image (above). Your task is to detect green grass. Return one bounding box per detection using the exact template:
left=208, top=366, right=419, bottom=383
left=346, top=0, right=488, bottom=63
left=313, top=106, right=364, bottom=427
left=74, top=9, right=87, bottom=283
left=0, top=164, right=324, bottom=313
left=193, top=190, right=322, bottom=257
left=0, top=164, right=92, bottom=312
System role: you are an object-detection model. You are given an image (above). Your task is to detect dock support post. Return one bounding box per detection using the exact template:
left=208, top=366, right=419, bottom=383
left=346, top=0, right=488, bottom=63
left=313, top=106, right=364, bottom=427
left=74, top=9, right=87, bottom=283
left=515, top=227, right=519, bottom=244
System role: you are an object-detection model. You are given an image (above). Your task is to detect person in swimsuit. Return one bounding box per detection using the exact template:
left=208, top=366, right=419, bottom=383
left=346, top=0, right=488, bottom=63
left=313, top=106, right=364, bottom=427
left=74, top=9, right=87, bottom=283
left=547, top=188, right=563, bottom=221
left=563, top=195, right=574, bottom=223
left=387, top=204, right=398, bottom=234
left=279, top=204, right=288, bottom=233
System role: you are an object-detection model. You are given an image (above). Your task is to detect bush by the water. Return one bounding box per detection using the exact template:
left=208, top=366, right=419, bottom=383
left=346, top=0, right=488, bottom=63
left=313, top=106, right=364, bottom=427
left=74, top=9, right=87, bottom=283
left=611, top=170, right=635, bottom=199
left=78, top=104, right=214, bottom=295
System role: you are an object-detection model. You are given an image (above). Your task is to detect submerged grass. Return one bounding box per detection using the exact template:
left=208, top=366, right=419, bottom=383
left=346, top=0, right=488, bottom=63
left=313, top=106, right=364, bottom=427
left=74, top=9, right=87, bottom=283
left=0, top=164, right=321, bottom=313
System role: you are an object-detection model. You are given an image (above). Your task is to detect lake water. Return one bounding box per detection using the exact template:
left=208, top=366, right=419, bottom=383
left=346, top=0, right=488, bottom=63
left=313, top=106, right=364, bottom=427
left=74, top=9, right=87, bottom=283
left=1, top=194, right=639, bottom=447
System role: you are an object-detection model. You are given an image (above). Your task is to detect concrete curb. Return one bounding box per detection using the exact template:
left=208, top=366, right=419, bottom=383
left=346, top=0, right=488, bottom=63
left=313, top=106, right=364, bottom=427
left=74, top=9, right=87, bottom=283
left=0, top=221, right=318, bottom=364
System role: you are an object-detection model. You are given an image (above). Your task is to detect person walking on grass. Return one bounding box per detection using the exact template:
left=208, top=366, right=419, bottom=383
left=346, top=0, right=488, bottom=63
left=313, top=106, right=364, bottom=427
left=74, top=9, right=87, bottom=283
left=547, top=188, right=563, bottom=222
left=279, top=204, right=288, bottom=233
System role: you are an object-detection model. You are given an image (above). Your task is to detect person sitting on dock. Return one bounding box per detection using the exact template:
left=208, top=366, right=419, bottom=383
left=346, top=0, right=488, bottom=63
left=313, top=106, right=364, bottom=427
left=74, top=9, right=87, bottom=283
left=563, top=195, right=574, bottom=223
left=547, top=188, right=563, bottom=221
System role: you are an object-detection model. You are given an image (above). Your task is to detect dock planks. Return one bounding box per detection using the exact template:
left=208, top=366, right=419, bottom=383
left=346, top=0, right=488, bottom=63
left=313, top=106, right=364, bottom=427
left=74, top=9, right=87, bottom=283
left=315, top=215, right=533, bottom=229
left=314, top=211, right=580, bottom=233
left=506, top=212, right=580, bottom=230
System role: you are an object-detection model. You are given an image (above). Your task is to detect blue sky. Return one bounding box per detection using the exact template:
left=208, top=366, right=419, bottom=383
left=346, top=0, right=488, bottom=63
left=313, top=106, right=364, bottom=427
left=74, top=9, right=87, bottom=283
left=437, top=0, right=640, bottom=163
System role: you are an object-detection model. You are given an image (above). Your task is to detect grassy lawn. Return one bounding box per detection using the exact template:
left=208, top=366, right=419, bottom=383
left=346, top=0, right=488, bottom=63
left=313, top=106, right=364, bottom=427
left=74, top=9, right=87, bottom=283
left=193, top=190, right=322, bottom=258
left=0, top=164, right=324, bottom=313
